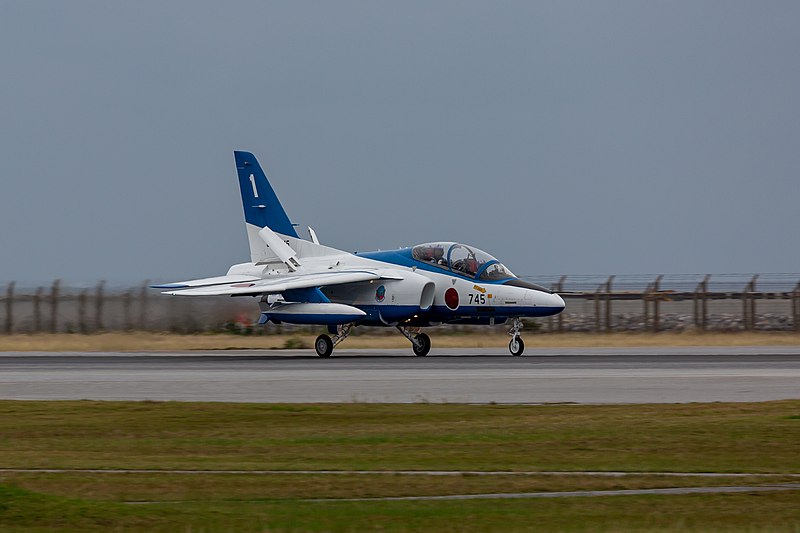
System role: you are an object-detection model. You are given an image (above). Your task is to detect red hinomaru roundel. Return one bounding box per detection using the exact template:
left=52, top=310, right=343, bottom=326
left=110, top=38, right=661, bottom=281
left=445, top=287, right=459, bottom=310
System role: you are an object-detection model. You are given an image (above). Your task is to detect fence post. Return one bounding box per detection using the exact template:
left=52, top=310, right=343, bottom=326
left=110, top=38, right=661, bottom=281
left=743, top=275, right=758, bottom=330
left=139, top=281, right=149, bottom=331
left=594, top=285, right=602, bottom=333
left=751, top=275, right=758, bottom=329
left=604, top=275, right=614, bottom=332
left=33, top=287, right=43, bottom=332
left=742, top=284, right=749, bottom=330
left=78, top=290, right=88, bottom=334
left=794, top=281, right=800, bottom=332
left=4, top=282, right=14, bottom=334
left=95, top=281, right=105, bottom=332
left=693, top=275, right=710, bottom=331
left=556, top=275, right=566, bottom=333
left=123, top=290, right=132, bottom=332
left=50, top=279, right=60, bottom=333
left=701, top=275, right=709, bottom=330
left=652, top=275, right=662, bottom=332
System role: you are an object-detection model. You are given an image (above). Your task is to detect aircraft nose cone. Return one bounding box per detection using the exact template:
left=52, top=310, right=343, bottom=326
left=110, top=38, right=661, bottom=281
left=552, top=292, right=566, bottom=309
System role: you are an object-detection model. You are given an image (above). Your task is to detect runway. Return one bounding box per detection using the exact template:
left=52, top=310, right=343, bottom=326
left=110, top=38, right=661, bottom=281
left=1, top=346, right=799, bottom=403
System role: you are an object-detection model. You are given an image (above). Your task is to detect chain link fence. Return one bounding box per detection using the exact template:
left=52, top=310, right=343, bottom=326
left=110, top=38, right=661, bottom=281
left=2, top=274, right=799, bottom=334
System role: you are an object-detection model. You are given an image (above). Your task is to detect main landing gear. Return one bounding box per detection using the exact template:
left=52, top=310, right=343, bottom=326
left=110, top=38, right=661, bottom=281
left=397, top=326, right=431, bottom=357
left=314, top=323, right=355, bottom=357
left=315, top=323, right=431, bottom=357
left=508, top=317, right=525, bottom=356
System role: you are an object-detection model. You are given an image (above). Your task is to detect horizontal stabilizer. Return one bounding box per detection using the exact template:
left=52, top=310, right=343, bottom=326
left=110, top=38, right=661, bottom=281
left=162, top=270, right=397, bottom=296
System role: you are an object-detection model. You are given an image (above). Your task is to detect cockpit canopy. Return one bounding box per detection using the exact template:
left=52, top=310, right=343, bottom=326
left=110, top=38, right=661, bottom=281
left=411, top=242, right=516, bottom=280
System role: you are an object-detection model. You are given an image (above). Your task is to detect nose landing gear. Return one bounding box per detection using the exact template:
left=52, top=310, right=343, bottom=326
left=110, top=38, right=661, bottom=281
left=508, top=318, right=525, bottom=356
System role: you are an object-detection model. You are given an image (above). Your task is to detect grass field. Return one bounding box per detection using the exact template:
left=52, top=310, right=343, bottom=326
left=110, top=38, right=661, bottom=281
left=2, top=330, right=800, bottom=352
left=0, top=400, right=799, bottom=531
left=1, top=485, right=799, bottom=533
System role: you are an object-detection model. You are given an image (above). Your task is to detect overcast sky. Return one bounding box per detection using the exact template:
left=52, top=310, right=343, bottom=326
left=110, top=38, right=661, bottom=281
left=1, top=1, right=798, bottom=285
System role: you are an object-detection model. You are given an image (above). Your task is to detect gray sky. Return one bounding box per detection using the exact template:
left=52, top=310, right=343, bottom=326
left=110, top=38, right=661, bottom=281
left=1, top=1, right=798, bottom=285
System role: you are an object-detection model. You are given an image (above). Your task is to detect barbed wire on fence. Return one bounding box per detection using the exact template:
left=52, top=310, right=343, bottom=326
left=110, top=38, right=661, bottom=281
left=526, top=273, right=800, bottom=293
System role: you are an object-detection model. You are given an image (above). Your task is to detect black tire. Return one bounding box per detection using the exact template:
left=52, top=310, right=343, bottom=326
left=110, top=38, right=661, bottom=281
left=315, top=334, right=334, bottom=357
left=509, top=337, right=524, bottom=356
left=412, top=333, right=431, bottom=357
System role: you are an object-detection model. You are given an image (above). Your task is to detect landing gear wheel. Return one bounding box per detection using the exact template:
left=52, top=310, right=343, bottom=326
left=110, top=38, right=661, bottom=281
left=412, top=333, right=431, bottom=357
left=509, top=337, right=524, bottom=356
left=315, top=334, right=334, bottom=357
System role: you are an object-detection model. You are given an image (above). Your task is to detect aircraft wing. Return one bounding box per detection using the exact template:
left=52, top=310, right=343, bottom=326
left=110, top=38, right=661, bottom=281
left=151, top=275, right=262, bottom=290
left=160, top=270, right=402, bottom=297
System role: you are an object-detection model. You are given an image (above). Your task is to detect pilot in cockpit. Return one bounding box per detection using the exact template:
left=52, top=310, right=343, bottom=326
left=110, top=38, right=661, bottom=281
left=416, top=245, right=446, bottom=266
left=433, top=248, right=445, bottom=265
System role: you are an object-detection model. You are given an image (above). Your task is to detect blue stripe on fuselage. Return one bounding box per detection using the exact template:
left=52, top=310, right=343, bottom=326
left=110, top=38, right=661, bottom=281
left=426, top=305, right=564, bottom=319
left=345, top=304, right=563, bottom=327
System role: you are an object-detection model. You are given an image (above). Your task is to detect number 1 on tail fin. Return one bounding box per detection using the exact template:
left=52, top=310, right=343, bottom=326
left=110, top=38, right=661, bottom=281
left=249, top=174, right=259, bottom=198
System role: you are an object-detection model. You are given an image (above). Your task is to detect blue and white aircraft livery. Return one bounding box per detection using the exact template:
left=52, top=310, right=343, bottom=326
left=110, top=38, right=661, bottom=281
left=154, top=151, right=565, bottom=357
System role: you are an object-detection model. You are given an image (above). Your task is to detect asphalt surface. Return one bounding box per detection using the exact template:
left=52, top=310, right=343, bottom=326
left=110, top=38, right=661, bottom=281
left=1, top=346, right=799, bottom=403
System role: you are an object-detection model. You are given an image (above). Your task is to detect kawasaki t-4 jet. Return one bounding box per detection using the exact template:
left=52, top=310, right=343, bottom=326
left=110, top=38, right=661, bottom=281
left=155, top=151, right=565, bottom=357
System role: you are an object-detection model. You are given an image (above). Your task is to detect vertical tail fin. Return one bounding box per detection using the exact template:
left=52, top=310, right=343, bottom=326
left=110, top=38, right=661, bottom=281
left=234, top=151, right=299, bottom=238
left=234, top=151, right=346, bottom=263
left=234, top=151, right=299, bottom=263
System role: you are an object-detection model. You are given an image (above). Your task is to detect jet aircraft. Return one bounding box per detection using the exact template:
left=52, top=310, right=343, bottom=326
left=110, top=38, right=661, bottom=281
left=155, top=151, right=565, bottom=357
